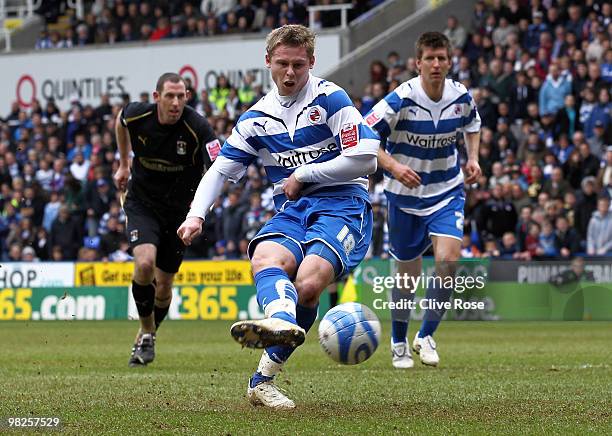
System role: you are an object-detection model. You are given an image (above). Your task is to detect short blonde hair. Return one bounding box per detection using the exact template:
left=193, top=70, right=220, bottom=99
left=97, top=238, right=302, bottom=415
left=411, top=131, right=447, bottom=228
left=266, top=25, right=316, bottom=58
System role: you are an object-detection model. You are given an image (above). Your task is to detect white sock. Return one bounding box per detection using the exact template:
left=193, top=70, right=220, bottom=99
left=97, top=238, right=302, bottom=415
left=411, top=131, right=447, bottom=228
left=257, top=350, right=284, bottom=378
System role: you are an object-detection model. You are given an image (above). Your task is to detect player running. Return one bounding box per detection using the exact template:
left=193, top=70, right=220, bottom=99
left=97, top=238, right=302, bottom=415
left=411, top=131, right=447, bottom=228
left=114, top=73, right=219, bottom=367
left=178, top=25, right=379, bottom=409
left=365, top=32, right=481, bottom=368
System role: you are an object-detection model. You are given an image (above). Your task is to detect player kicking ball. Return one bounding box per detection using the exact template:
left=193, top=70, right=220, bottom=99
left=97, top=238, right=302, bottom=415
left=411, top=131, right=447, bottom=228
left=178, top=25, right=379, bottom=409
left=365, top=32, right=481, bottom=368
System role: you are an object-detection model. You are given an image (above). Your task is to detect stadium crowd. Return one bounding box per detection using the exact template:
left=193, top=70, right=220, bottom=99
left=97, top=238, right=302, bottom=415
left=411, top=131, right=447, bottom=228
left=1, top=0, right=611, bottom=262
left=35, top=0, right=380, bottom=49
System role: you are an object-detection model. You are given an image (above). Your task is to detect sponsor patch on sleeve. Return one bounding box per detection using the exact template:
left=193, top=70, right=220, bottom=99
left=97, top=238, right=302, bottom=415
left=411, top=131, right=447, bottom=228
left=340, top=123, right=359, bottom=150
left=205, top=139, right=221, bottom=161
left=365, top=112, right=380, bottom=127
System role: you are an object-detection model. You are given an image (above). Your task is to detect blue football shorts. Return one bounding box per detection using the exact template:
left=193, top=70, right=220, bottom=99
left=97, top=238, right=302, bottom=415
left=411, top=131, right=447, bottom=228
left=248, top=196, right=373, bottom=279
left=388, top=195, right=465, bottom=261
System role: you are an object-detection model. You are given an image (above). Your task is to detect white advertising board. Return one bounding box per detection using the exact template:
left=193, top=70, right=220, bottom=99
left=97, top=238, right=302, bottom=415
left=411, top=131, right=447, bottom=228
left=0, top=262, right=74, bottom=287
left=0, top=34, right=340, bottom=110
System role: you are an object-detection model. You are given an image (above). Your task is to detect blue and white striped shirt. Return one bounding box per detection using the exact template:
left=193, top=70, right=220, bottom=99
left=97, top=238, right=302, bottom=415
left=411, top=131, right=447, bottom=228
left=365, top=77, right=481, bottom=216
left=215, top=75, right=380, bottom=210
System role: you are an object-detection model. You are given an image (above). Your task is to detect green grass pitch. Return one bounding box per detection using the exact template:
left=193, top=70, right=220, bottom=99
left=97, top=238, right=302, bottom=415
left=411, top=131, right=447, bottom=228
left=1, top=321, right=611, bottom=434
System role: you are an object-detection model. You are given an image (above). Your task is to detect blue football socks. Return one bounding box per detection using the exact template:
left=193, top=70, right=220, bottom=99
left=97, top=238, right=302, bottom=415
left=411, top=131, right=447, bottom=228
left=254, top=267, right=298, bottom=324
left=418, top=284, right=453, bottom=338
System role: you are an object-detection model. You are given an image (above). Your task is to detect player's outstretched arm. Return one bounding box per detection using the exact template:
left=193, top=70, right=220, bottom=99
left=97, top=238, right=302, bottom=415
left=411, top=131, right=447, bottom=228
left=113, top=111, right=132, bottom=191
left=377, top=147, right=421, bottom=189
left=177, top=162, right=227, bottom=246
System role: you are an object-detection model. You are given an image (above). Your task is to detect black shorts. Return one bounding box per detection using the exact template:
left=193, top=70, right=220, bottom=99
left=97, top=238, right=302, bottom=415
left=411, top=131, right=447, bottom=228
left=123, top=195, right=186, bottom=274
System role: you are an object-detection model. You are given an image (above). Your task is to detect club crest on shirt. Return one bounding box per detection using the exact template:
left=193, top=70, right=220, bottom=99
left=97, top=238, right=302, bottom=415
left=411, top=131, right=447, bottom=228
left=206, top=139, right=221, bottom=161
left=365, top=112, right=380, bottom=127
left=176, top=140, right=187, bottom=155
left=454, top=104, right=462, bottom=115
left=130, top=229, right=139, bottom=242
left=307, top=107, right=322, bottom=124
left=340, top=123, right=359, bottom=149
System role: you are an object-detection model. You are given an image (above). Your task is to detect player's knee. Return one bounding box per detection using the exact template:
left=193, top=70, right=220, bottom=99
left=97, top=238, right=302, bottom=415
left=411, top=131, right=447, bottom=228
left=251, top=250, right=297, bottom=276
left=435, top=251, right=460, bottom=277
left=436, top=250, right=460, bottom=263
left=155, top=282, right=172, bottom=300
left=295, top=276, right=326, bottom=307
left=134, top=258, right=155, bottom=281
left=155, top=288, right=172, bottom=308
left=397, top=259, right=422, bottom=277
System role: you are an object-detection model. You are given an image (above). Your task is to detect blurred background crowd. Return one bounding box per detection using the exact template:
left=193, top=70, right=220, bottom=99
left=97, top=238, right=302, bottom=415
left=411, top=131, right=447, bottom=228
left=34, top=0, right=380, bottom=48
left=1, top=0, right=611, bottom=263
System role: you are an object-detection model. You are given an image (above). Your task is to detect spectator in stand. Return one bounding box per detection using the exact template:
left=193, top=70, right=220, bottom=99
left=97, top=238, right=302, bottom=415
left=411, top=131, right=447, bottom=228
left=443, top=15, right=467, bottom=50
left=478, top=184, right=518, bottom=239
left=99, top=216, right=124, bottom=259
left=539, top=64, right=572, bottom=117
left=499, top=232, right=519, bottom=258
left=209, top=74, right=232, bottom=116
left=542, top=167, right=571, bottom=200
left=538, top=220, right=558, bottom=258
left=555, top=94, right=580, bottom=139
left=48, top=205, right=81, bottom=260
left=221, top=185, right=248, bottom=259
left=488, top=162, right=510, bottom=189
left=587, top=195, right=612, bottom=256
left=578, top=142, right=601, bottom=176
left=584, top=88, right=611, bottom=140
left=574, top=176, right=599, bottom=244
left=598, top=147, right=612, bottom=190
left=555, top=215, right=580, bottom=258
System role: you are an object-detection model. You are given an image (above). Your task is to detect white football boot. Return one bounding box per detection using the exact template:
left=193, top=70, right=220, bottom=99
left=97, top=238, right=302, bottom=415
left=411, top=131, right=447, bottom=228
left=412, top=332, right=440, bottom=367
left=231, top=318, right=305, bottom=349
left=391, top=340, right=414, bottom=369
left=247, top=380, right=296, bottom=410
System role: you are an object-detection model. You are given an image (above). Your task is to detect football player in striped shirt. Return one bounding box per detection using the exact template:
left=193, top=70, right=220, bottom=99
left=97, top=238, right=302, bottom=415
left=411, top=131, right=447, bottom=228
left=365, top=32, right=481, bottom=369
left=178, top=25, right=379, bottom=409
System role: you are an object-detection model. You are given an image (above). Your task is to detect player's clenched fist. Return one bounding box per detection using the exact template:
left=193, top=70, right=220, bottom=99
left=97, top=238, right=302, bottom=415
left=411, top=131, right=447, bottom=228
left=177, top=216, right=204, bottom=246
left=283, top=173, right=304, bottom=200
left=390, top=162, right=421, bottom=189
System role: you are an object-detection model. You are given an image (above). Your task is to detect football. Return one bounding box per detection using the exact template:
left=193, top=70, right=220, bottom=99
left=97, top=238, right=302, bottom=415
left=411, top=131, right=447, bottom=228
left=318, top=302, right=381, bottom=365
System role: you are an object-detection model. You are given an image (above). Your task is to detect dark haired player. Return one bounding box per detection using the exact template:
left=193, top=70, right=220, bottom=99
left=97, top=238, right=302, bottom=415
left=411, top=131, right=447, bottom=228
left=114, top=72, right=220, bottom=367
left=365, top=32, right=481, bottom=368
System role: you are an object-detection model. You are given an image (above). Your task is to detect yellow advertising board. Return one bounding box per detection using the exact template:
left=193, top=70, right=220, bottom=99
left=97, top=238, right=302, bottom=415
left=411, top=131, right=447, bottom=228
left=75, top=260, right=253, bottom=287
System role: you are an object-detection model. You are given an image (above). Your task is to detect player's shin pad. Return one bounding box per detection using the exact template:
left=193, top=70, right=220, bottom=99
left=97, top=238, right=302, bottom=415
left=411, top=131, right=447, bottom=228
left=254, top=267, right=298, bottom=321
left=132, top=281, right=155, bottom=318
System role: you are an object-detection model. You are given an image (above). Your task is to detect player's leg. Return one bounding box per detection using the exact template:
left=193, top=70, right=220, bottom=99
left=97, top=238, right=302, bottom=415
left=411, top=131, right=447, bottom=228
left=230, top=200, right=310, bottom=351
left=231, top=205, right=307, bottom=409
left=231, top=239, right=303, bottom=349
left=152, top=224, right=187, bottom=331
left=123, top=196, right=161, bottom=367
left=153, top=268, right=174, bottom=330
left=255, top=249, right=336, bottom=380
left=386, top=204, right=430, bottom=369
left=129, top=243, right=158, bottom=366
left=390, top=258, right=421, bottom=369
left=327, top=281, right=339, bottom=308
left=413, top=197, right=464, bottom=366
left=247, top=197, right=372, bottom=409
left=248, top=252, right=335, bottom=409
left=241, top=238, right=302, bottom=410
